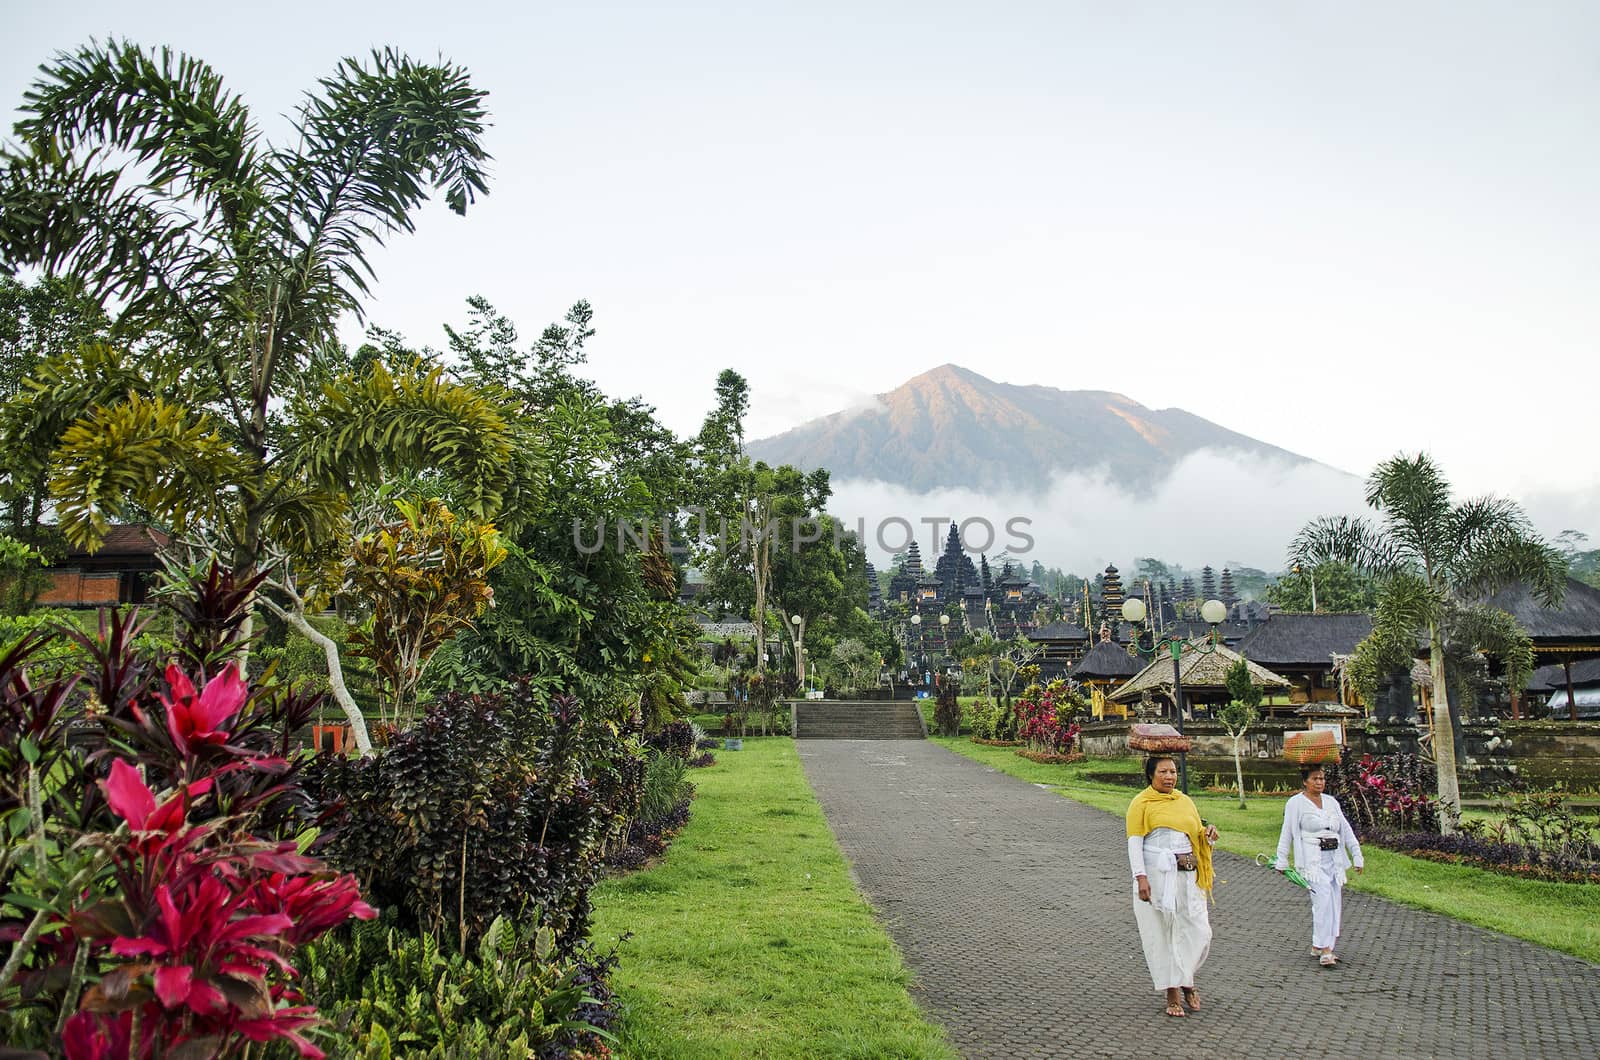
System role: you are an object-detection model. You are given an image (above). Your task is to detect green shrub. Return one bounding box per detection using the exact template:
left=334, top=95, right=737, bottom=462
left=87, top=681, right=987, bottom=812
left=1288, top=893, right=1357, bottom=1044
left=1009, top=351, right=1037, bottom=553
left=292, top=914, right=612, bottom=1059
left=965, top=696, right=999, bottom=740
left=638, top=751, right=692, bottom=823
left=306, top=685, right=644, bottom=957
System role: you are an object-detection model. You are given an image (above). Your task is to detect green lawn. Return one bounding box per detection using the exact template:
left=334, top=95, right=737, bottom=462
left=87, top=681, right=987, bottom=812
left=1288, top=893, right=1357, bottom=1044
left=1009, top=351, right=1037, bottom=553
left=931, top=736, right=1600, bottom=964
left=590, top=739, right=957, bottom=1059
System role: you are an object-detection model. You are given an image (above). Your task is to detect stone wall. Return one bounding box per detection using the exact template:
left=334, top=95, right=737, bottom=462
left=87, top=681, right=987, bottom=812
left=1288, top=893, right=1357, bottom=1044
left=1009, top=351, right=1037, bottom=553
left=1082, top=715, right=1600, bottom=793
left=1498, top=721, right=1600, bottom=788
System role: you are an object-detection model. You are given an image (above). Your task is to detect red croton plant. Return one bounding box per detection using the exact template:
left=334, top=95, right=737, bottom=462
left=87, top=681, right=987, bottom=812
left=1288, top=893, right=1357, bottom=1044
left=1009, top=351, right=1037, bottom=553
left=0, top=565, right=376, bottom=1060
left=62, top=668, right=375, bottom=1060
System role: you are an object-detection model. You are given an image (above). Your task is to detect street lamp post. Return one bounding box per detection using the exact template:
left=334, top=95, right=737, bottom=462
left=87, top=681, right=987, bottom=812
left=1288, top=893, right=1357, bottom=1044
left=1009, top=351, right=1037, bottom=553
left=1121, top=596, right=1229, bottom=794
left=910, top=613, right=924, bottom=683
left=790, top=613, right=806, bottom=692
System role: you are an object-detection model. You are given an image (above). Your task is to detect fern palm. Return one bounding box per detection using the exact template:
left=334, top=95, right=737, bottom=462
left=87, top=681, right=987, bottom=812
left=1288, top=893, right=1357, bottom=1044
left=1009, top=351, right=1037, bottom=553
left=0, top=42, right=512, bottom=750
left=1290, top=452, right=1564, bottom=829
left=0, top=40, right=499, bottom=565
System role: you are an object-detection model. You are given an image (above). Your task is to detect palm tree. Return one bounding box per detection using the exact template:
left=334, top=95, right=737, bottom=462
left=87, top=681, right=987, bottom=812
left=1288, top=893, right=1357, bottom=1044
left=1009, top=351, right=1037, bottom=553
left=0, top=42, right=510, bottom=750
left=1290, top=453, right=1565, bottom=830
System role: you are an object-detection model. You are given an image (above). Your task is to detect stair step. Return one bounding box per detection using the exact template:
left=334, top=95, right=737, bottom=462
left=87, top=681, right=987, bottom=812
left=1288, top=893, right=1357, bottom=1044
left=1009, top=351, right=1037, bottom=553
left=791, top=699, right=926, bottom=740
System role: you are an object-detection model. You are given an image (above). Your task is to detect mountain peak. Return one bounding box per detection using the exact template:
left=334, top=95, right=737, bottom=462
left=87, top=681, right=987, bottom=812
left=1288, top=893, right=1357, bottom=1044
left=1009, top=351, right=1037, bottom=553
left=749, top=365, right=1322, bottom=494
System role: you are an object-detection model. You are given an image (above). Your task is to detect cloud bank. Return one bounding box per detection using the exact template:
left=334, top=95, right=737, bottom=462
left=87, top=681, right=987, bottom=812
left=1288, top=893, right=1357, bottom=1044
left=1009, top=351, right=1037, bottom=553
left=827, top=448, right=1368, bottom=574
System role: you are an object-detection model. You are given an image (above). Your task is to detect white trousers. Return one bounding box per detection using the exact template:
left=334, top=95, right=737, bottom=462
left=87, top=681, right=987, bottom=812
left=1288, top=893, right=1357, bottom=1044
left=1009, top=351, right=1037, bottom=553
left=1131, top=867, right=1212, bottom=991
left=1310, top=846, right=1344, bottom=950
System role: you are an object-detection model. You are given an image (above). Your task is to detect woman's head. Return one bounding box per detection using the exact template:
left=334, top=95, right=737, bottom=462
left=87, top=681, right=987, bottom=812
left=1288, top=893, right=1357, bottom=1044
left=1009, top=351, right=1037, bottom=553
left=1301, top=764, right=1327, bottom=794
left=1144, top=756, right=1179, bottom=793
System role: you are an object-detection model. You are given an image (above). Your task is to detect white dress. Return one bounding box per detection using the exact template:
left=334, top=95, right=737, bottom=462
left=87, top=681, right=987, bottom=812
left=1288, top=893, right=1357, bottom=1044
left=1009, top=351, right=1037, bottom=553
left=1274, top=792, right=1364, bottom=950
left=1128, top=828, right=1212, bottom=991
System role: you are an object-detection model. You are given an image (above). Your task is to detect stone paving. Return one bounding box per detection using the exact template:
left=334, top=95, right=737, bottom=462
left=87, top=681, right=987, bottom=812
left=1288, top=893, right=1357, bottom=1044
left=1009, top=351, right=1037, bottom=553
left=796, top=740, right=1600, bottom=1059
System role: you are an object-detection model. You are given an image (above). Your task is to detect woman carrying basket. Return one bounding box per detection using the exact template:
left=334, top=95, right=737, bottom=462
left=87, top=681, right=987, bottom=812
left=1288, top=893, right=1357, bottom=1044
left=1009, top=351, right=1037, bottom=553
left=1274, top=763, right=1364, bottom=967
left=1127, top=755, right=1219, bottom=1017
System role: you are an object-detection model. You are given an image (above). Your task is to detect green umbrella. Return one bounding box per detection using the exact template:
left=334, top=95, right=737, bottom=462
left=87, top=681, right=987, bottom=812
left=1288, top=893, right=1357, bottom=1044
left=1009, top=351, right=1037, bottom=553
left=1255, top=853, right=1313, bottom=891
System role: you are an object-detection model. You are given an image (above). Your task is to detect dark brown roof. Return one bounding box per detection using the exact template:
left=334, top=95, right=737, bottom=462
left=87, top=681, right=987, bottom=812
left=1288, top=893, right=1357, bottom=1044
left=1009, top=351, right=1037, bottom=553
left=64, top=524, right=169, bottom=558
left=1235, top=613, right=1373, bottom=668
left=1031, top=621, right=1089, bottom=642
left=1481, top=578, right=1600, bottom=643
left=1527, top=658, right=1600, bottom=692
left=1071, top=640, right=1142, bottom=679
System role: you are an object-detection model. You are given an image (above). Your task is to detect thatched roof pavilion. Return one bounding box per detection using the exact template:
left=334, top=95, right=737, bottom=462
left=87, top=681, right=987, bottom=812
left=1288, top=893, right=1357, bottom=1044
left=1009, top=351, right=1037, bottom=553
left=1108, top=641, right=1290, bottom=707
left=1072, top=639, right=1143, bottom=681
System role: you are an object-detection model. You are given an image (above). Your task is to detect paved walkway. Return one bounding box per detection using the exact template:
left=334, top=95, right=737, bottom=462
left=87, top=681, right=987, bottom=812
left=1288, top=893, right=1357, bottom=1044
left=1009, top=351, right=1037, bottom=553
left=797, top=740, right=1600, bottom=1059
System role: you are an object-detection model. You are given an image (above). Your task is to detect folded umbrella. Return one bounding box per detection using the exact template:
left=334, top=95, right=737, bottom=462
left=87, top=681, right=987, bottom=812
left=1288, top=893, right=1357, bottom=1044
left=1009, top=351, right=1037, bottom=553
left=1255, top=853, right=1313, bottom=892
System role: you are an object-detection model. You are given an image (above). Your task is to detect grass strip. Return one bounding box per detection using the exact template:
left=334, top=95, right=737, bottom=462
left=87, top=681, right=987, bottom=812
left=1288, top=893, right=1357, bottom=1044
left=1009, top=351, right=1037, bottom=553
left=591, top=738, right=958, bottom=1059
left=931, top=735, right=1600, bottom=964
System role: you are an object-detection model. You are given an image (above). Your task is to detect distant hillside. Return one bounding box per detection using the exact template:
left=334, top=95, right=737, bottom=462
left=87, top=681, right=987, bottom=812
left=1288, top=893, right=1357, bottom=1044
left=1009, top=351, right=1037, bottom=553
left=747, top=364, right=1332, bottom=494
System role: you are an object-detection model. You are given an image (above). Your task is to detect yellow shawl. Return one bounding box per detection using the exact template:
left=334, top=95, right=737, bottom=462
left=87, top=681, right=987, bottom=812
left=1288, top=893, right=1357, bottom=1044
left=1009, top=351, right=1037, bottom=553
left=1125, top=786, right=1214, bottom=893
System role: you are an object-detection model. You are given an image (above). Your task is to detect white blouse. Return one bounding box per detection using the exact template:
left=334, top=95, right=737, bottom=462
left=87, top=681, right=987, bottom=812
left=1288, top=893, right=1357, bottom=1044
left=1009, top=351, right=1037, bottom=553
left=1274, top=792, right=1364, bottom=886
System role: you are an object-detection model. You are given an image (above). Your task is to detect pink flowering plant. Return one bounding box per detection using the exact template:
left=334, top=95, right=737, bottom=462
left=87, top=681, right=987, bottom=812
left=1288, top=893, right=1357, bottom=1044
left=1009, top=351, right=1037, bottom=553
left=1013, top=680, right=1085, bottom=756
left=62, top=755, right=374, bottom=1059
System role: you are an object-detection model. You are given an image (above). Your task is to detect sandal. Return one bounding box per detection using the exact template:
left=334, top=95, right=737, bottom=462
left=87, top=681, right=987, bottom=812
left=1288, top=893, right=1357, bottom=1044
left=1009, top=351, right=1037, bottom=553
left=1164, top=1001, right=1186, bottom=1018
left=1181, top=987, right=1201, bottom=1012
left=1319, top=952, right=1338, bottom=968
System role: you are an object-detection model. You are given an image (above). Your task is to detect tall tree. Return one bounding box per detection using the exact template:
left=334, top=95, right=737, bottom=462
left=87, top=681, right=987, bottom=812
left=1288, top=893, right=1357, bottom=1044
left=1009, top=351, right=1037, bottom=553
left=0, top=41, right=499, bottom=573
left=0, top=276, right=110, bottom=544
left=0, top=43, right=506, bottom=750
left=433, top=297, right=696, bottom=716
left=1289, top=453, right=1565, bottom=830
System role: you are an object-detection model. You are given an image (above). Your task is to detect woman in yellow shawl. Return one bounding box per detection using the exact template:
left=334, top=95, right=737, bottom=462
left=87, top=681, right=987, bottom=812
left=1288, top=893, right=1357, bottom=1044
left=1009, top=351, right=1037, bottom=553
left=1126, top=756, right=1219, bottom=1018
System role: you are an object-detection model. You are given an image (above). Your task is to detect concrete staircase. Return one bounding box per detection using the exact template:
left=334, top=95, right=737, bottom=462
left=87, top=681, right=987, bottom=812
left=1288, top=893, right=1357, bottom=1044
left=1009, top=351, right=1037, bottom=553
left=792, top=699, right=927, bottom=740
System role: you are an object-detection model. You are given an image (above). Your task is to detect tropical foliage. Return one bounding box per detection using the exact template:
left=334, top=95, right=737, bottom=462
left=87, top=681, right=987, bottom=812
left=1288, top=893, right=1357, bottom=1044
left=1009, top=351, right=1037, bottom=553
left=0, top=567, right=372, bottom=1058
left=1290, top=453, right=1564, bottom=830
left=338, top=498, right=505, bottom=726
left=1218, top=657, right=1261, bottom=808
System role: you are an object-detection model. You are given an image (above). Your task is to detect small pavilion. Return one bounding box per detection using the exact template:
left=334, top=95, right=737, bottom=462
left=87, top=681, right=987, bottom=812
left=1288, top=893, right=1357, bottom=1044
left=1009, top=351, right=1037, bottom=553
left=1071, top=631, right=1144, bottom=717
left=1108, top=641, right=1290, bottom=719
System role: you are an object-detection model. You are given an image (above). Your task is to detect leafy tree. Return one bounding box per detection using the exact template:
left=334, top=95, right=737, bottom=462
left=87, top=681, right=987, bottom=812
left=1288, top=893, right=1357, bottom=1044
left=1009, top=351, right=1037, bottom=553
left=768, top=471, right=843, bottom=682
left=1289, top=453, right=1564, bottom=830
left=1556, top=530, right=1600, bottom=590
left=691, top=371, right=781, bottom=676
left=338, top=498, right=506, bottom=726
left=1265, top=561, right=1380, bottom=613
left=830, top=637, right=880, bottom=694
left=1219, top=657, right=1262, bottom=809
left=0, top=276, right=109, bottom=544
left=433, top=299, right=697, bottom=720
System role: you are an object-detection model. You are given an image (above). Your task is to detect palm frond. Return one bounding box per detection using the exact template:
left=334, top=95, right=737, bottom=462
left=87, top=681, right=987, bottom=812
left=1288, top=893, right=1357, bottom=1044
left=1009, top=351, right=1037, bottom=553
left=1448, top=602, right=1536, bottom=694
left=48, top=393, right=249, bottom=550
left=1453, top=530, right=1567, bottom=607
left=0, top=343, right=165, bottom=481
left=1372, top=571, right=1441, bottom=638
left=1287, top=515, right=1400, bottom=574
left=12, top=40, right=262, bottom=225
left=271, top=48, right=490, bottom=309
left=1365, top=452, right=1454, bottom=564
left=279, top=359, right=514, bottom=520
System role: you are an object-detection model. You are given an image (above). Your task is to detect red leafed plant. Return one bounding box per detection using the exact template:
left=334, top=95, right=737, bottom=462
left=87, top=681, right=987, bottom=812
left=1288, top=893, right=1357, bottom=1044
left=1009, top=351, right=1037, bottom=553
left=1013, top=680, right=1085, bottom=756
left=62, top=703, right=375, bottom=1059
left=0, top=560, right=375, bottom=1058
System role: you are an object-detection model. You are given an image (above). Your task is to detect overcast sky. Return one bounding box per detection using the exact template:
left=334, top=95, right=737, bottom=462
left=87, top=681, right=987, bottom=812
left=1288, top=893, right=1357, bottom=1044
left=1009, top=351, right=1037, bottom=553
left=7, top=1, right=1598, bottom=563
